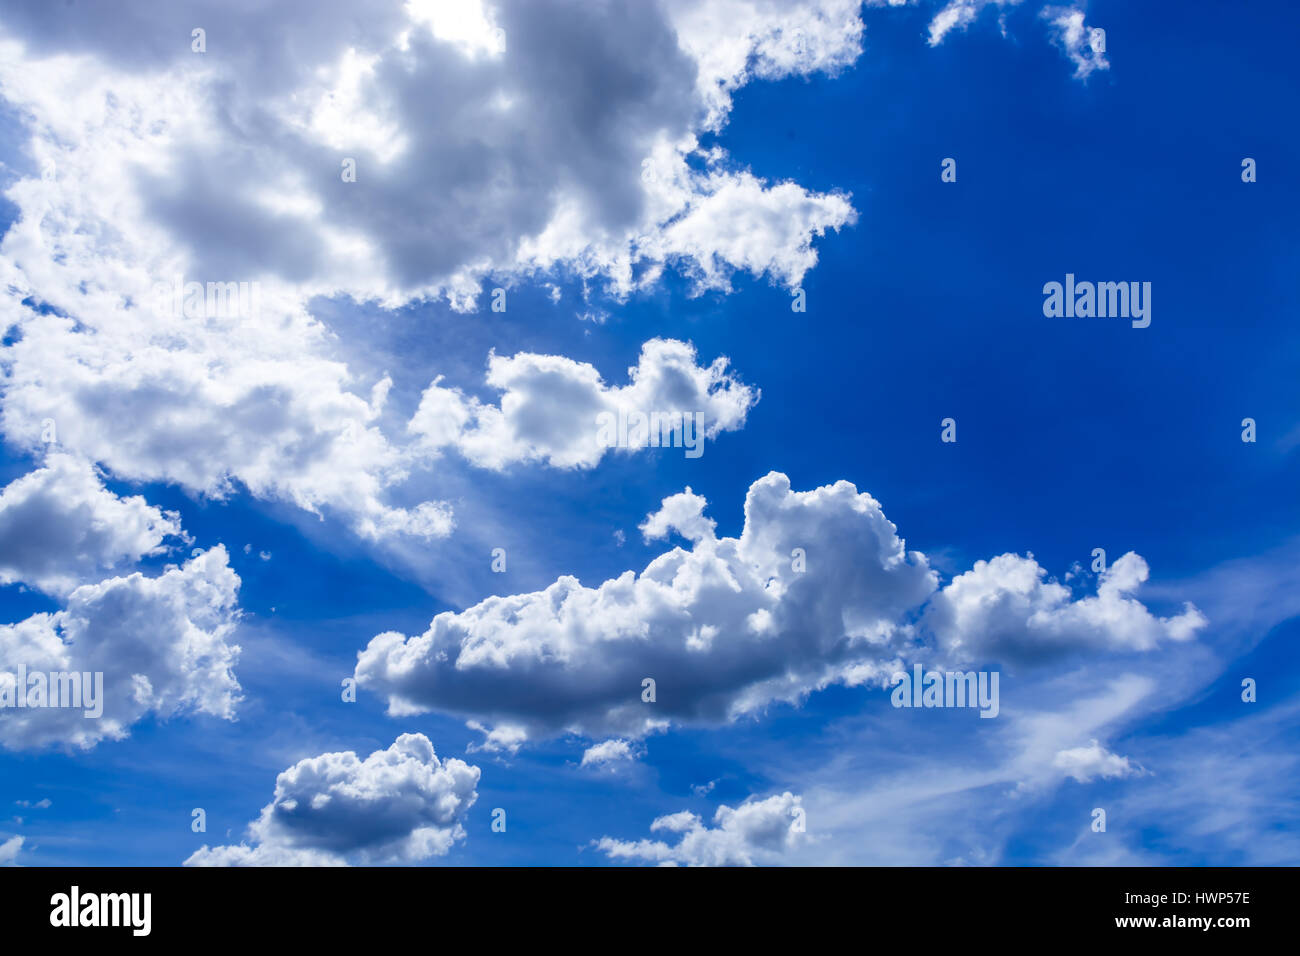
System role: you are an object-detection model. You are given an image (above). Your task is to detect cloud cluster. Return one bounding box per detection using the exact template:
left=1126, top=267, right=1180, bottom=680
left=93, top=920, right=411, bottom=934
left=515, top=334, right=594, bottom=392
left=0, top=0, right=1100, bottom=548
left=0, top=6, right=766, bottom=542
left=1, top=0, right=847, bottom=545
left=1052, top=739, right=1141, bottom=783
left=355, top=472, right=937, bottom=744
left=0, top=0, right=862, bottom=308
left=356, top=473, right=1204, bottom=749
left=185, top=733, right=480, bottom=866
left=597, top=791, right=806, bottom=866
left=0, top=285, right=452, bottom=542
left=0, top=547, right=242, bottom=751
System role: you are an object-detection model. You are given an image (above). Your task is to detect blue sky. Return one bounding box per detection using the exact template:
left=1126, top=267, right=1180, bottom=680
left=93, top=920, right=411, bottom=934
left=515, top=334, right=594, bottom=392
left=0, top=0, right=1297, bottom=866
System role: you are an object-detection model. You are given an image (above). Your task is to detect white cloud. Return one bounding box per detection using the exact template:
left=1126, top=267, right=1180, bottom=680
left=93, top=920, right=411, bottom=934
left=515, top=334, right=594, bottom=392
left=356, top=474, right=1205, bottom=748
left=928, top=551, right=1206, bottom=665
left=580, top=738, right=638, bottom=769
left=926, top=1, right=1109, bottom=81
left=666, top=0, right=867, bottom=129
left=640, top=487, right=716, bottom=544
left=0, top=835, right=22, bottom=865
left=0, top=547, right=242, bottom=751
left=1052, top=739, right=1141, bottom=783
left=465, top=720, right=528, bottom=756
left=0, top=453, right=186, bottom=596
left=185, top=733, right=479, bottom=866
left=409, top=339, right=757, bottom=469
left=1041, top=6, right=1109, bottom=79
left=645, top=170, right=856, bottom=294
left=927, top=0, right=1021, bottom=46
left=356, top=472, right=937, bottom=743
left=597, top=791, right=805, bottom=865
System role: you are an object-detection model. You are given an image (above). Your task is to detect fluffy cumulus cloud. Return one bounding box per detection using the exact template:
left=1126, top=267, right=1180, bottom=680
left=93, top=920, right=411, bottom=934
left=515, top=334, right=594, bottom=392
left=0, top=0, right=861, bottom=307
left=409, top=339, right=757, bottom=469
left=0, top=0, right=851, bottom=543
left=0, top=453, right=186, bottom=595
left=1052, top=739, right=1142, bottom=783
left=927, top=552, right=1206, bottom=665
left=356, top=472, right=937, bottom=745
left=0, top=547, right=241, bottom=751
left=597, top=791, right=805, bottom=866
left=185, top=733, right=480, bottom=866
left=639, top=487, right=717, bottom=543
left=356, top=473, right=1203, bottom=749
